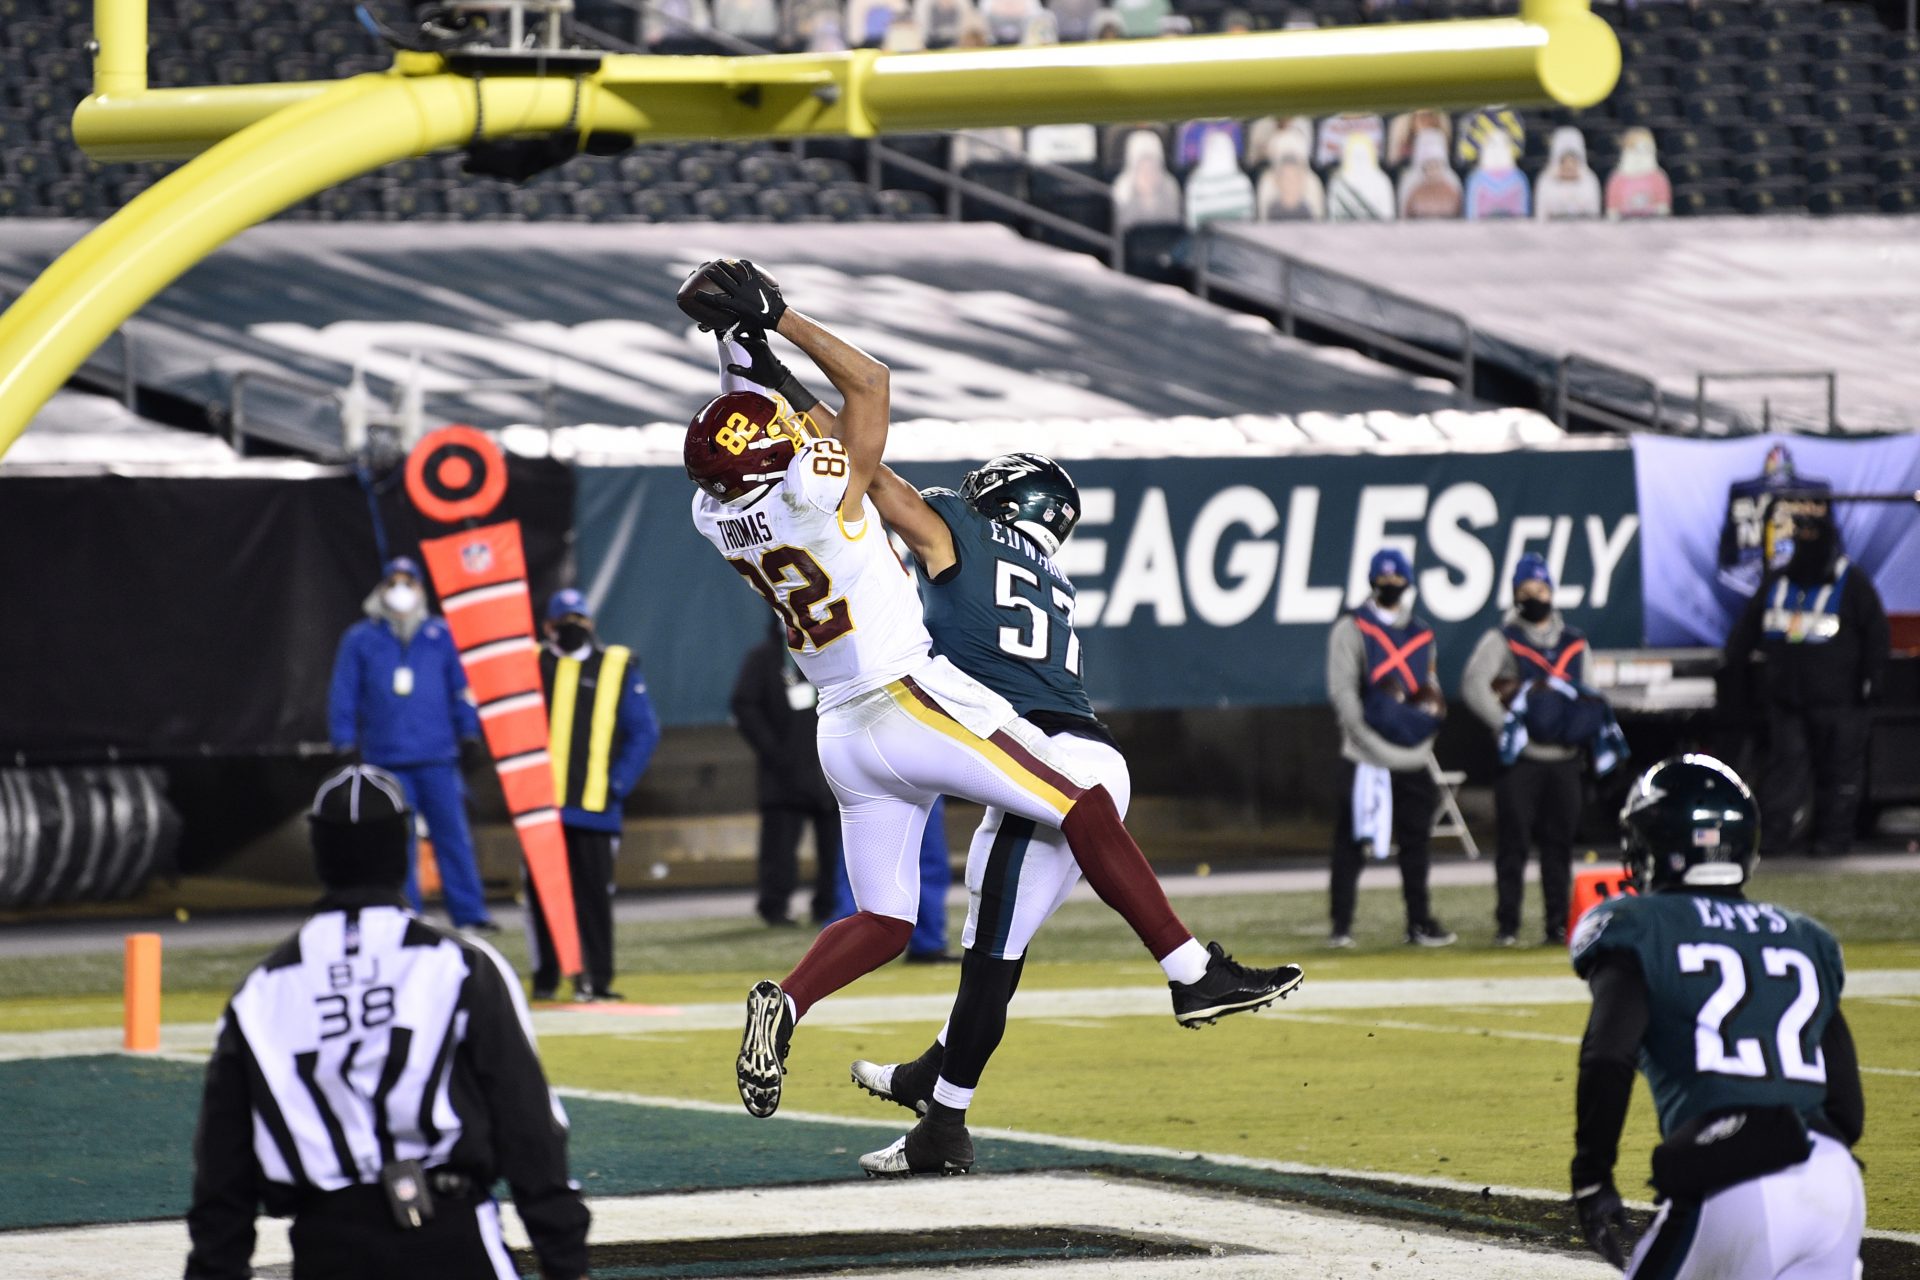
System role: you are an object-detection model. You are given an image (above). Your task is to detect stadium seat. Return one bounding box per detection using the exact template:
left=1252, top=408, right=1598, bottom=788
left=678, top=153, right=738, bottom=187
left=737, top=152, right=800, bottom=187
left=1883, top=94, right=1920, bottom=122
left=1668, top=170, right=1735, bottom=210
left=31, top=51, right=84, bottom=85
left=442, top=183, right=509, bottom=220
left=1806, top=181, right=1873, bottom=215
left=616, top=150, right=676, bottom=186
left=798, top=156, right=858, bottom=186
left=691, top=185, right=757, bottom=220
left=560, top=187, right=615, bottom=221
left=1736, top=177, right=1806, bottom=215
left=3, top=145, right=60, bottom=184
left=1877, top=182, right=1920, bottom=213
left=628, top=187, right=696, bottom=221
left=1879, top=152, right=1920, bottom=185
left=40, top=177, right=90, bottom=216
left=753, top=184, right=817, bottom=222
left=508, top=186, right=578, bottom=220
left=814, top=184, right=877, bottom=220
left=1817, top=94, right=1880, bottom=126
left=875, top=188, right=942, bottom=221
left=214, top=53, right=268, bottom=84
left=1819, top=3, right=1874, bottom=31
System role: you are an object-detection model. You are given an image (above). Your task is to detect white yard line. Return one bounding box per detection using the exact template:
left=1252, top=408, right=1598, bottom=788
left=2, top=1171, right=1618, bottom=1280
left=6, top=968, right=1918, bottom=1066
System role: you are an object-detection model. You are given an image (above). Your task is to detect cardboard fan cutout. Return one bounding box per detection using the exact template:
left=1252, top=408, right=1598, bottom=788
left=405, top=426, right=583, bottom=983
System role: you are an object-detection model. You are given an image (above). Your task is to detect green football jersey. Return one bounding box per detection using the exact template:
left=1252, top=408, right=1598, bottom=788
left=917, top=488, right=1095, bottom=722
left=1570, top=891, right=1845, bottom=1137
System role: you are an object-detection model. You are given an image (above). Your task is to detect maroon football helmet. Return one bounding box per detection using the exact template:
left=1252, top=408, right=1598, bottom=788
left=685, top=390, right=808, bottom=506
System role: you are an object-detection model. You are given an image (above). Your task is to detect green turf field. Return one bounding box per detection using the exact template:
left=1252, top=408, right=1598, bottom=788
left=3, top=866, right=1916, bottom=1242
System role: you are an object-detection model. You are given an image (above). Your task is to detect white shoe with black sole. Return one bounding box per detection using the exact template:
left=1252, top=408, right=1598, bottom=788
left=736, top=979, right=792, bottom=1118
left=850, top=1059, right=932, bottom=1117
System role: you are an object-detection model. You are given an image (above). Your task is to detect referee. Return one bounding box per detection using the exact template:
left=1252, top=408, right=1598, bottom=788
left=185, top=765, right=590, bottom=1280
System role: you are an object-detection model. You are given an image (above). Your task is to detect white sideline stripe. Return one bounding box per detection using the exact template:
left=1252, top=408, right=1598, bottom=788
left=5, top=968, right=1920, bottom=1064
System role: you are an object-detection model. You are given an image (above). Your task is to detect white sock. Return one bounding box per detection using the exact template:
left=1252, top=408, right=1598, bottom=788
left=935, top=1021, right=950, bottom=1047
left=784, top=993, right=798, bottom=1025
left=931, top=1076, right=975, bottom=1111
left=1161, top=937, right=1211, bottom=986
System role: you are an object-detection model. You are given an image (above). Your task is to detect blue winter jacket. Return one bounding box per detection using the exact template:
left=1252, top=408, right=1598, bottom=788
left=328, top=615, right=481, bottom=766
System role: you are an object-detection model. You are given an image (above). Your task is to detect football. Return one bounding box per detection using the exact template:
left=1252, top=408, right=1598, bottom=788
left=675, top=258, right=781, bottom=331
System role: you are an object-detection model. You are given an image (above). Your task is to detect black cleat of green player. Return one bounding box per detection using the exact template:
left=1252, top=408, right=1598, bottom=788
left=859, top=1116, right=976, bottom=1177
left=1170, top=942, right=1304, bottom=1028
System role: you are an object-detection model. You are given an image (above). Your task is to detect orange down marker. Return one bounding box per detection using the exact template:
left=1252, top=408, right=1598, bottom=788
left=123, top=932, right=161, bottom=1052
left=407, top=426, right=583, bottom=980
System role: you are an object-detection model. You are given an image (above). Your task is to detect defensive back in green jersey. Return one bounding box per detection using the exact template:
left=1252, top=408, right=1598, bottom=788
left=917, top=488, right=1096, bottom=722
left=1571, top=891, right=1845, bottom=1137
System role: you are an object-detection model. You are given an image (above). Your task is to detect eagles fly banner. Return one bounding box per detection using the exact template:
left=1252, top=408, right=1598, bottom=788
left=576, top=444, right=1644, bottom=724
left=408, top=427, right=583, bottom=980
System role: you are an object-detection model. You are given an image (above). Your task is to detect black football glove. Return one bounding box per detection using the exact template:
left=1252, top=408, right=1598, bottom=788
left=703, top=258, right=788, bottom=333
left=1572, top=1180, right=1631, bottom=1270
left=459, top=737, right=490, bottom=776
left=727, top=327, right=819, bottom=412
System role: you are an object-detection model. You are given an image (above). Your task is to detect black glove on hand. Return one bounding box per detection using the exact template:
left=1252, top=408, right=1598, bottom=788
left=728, top=328, right=820, bottom=412
left=705, top=258, right=787, bottom=333
left=459, top=737, right=490, bottom=776
left=1572, top=1180, right=1631, bottom=1270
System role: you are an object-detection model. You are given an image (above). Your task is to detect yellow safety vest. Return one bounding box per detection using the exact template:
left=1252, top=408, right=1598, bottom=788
left=545, top=645, right=630, bottom=812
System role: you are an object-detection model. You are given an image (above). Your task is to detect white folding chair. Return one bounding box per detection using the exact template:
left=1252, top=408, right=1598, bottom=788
left=1428, top=753, right=1480, bottom=859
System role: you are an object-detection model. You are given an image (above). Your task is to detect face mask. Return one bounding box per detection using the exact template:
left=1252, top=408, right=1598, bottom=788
left=1517, top=597, right=1552, bottom=623
left=554, top=622, right=592, bottom=652
left=382, top=583, right=421, bottom=615
left=1372, top=582, right=1406, bottom=608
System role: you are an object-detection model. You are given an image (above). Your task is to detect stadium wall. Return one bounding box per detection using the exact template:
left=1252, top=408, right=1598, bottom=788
left=579, top=447, right=1646, bottom=726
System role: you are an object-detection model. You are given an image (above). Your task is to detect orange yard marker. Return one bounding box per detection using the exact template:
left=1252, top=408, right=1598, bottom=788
left=124, top=932, right=161, bottom=1052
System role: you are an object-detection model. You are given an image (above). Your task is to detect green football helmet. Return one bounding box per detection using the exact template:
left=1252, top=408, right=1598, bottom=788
left=1619, top=754, right=1759, bottom=892
left=959, top=453, right=1080, bottom=556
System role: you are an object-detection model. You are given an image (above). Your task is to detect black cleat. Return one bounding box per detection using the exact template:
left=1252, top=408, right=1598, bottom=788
left=860, top=1117, right=975, bottom=1177
left=736, top=979, right=794, bottom=1118
left=1170, top=941, right=1304, bottom=1028
left=849, top=1056, right=936, bottom=1117
left=1405, top=919, right=1459, bottom=948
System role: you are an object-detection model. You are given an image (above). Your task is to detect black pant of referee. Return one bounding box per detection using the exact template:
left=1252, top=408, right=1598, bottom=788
left=528, top=827, right=618, bottom=999
left=287, top=1178, right=503, bottom=1279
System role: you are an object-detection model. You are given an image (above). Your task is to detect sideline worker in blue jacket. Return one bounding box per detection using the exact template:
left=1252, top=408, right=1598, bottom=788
left=533, top=588, right=660, bottom=1001
left=327, top=556, right=496, bottom=931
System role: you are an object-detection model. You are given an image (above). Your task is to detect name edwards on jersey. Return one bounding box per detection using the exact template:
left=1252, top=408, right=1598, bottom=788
left=719, top=510, right=775, bottom=552
left=981, top=510, right=1069, bottom=583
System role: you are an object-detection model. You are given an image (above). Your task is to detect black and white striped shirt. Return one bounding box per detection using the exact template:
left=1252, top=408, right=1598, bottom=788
left=186, top=889, right=588, bottom=1279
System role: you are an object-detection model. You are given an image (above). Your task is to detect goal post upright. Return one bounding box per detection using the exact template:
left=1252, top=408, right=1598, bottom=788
left=0, top=0, right=1617, bottom=457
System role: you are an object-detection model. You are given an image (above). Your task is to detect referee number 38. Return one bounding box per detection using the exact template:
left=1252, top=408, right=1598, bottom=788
left=316, top=962, right=397, bottom=1040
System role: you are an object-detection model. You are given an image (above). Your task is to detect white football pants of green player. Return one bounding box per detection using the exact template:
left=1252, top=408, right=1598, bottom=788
left=1624, top=1133, right=1863, bottom=1280
left=961, top=731, right=1131, bottom=960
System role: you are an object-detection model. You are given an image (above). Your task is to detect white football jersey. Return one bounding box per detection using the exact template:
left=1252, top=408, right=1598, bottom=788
left=693, top=437, right=931, bottom=711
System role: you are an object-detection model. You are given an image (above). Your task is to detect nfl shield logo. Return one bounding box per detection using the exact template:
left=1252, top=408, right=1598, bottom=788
left=461, top=540, right=494, bottom=574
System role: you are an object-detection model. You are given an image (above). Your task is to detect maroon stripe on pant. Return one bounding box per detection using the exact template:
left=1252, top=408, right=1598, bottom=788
left=896, top=675, right=1084, bottom=804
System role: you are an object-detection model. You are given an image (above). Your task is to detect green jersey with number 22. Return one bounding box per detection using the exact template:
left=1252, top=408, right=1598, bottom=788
left=1571, top=891, right=1845, bottom=1136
